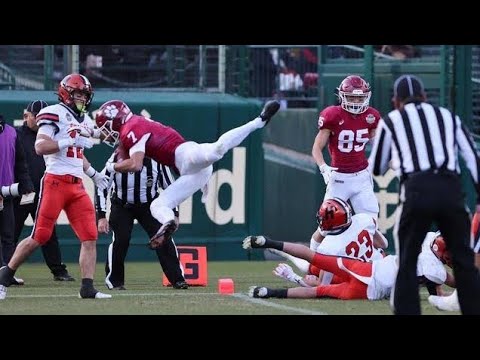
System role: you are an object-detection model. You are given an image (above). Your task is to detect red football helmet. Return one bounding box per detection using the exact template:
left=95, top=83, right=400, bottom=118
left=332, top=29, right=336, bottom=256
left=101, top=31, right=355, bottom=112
left=57, top=73, right=94, bottom=113
left=430, top=233, right=452, bottom=267
left=95, top=100, right=132, bottom=147
left=316, top=198, right=352, bottom=235
left=337, top=75, right=371, bottom=114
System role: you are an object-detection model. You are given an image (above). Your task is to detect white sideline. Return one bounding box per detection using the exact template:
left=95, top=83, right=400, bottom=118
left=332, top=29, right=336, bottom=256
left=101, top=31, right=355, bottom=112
left=233, top=293, right=327, bottom=315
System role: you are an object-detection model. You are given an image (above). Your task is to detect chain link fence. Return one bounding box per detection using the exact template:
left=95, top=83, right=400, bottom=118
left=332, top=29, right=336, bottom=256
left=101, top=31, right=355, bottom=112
left=1, top=45, right=479, bottom=134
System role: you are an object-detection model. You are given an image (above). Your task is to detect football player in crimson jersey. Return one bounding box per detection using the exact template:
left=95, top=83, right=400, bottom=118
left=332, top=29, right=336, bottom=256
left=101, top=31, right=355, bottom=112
left=0, top=73, right=111, bottom=300
left=311, top=75, right=388, bottom=252
left=95, top=99, right=281, bottom=249
left=244, top=229, right=455, bottom=301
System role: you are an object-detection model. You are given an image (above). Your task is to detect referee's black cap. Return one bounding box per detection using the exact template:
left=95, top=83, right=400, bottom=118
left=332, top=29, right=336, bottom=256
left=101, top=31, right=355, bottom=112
left=393, top=75, right=425, bottom=101
left=26, top=100, right=49, bottom=115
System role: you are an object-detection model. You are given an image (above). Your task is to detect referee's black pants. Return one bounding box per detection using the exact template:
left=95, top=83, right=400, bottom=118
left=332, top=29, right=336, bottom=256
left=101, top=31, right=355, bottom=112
left=105, top=199, right=185, bottom=288
left=13, top=198, right=68, bottom=276
left=393, top=171, right=480, bottom=315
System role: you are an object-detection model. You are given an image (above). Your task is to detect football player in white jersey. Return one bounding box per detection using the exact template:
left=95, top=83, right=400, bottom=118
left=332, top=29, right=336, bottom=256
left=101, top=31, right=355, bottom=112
left=243, top=211, right=454, bottom=300
left=268, top=198, right=385, bottom=285
left=0, top=73, right=110, bottom=300
left=428, top=214, right=480, bottom=312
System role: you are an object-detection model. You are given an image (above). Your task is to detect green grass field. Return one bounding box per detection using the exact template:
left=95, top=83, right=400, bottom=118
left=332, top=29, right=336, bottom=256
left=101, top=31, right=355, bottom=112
left=0, top=261, right=458, bottom=315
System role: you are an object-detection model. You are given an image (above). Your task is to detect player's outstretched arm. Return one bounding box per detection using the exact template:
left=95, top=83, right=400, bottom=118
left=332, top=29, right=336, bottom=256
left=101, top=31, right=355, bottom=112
left=107, top=151, right=145, bottom=173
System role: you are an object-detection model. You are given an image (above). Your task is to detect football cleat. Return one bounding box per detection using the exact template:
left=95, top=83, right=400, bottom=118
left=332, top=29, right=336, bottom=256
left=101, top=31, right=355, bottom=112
left=248, top=286, right=269, bottom=298
left=242, top=235, right=266, bottom=249
left=0, top=285, right=7, bottom=300
left=428, top=290, right=460, bottom=312
left=79, top=287, right=112, bottom=299
left=259, top=100, right=280, bottom=125
left=149, top=220, right=178, bottom=249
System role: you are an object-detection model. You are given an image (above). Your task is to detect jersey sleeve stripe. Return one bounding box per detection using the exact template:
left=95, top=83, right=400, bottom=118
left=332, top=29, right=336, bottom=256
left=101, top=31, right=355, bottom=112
left=36, top=113, right=59, bottom=122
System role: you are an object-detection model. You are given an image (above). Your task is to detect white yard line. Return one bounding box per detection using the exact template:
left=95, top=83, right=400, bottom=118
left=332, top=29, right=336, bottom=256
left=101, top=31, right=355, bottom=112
left=232, top=293, right=327, bottom=315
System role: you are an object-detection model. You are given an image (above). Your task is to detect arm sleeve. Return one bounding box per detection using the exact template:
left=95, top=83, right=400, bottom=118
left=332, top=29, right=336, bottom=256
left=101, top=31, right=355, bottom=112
left=14, top=135, right=34, bottom=193
left=368, top=119, right=393, bottom=175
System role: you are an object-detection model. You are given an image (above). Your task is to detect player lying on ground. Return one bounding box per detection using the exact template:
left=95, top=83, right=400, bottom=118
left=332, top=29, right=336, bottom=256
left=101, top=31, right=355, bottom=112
left=267, top=198, right=385, bottom=286
left=243, top=231, right=454, bottom=300
left=427, top=212, right=480, bottom=311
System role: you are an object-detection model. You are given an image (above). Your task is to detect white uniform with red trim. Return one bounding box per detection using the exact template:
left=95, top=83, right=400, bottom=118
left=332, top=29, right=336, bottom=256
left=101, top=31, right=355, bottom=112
left=367, top=232, right=447, bottom=300
left=36, top=103, right=95, bottom=178
left=317, top=213, right=384, bottom=261
left=316, top=213, right=384, bottom=285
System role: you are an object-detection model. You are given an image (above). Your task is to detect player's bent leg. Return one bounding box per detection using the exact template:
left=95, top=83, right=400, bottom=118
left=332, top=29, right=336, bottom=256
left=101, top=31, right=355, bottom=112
left=268, top=248, right=311, bottom=274
left=151, top=166, right=212, bottom=225
left=316, top=282, right=367, bottom=300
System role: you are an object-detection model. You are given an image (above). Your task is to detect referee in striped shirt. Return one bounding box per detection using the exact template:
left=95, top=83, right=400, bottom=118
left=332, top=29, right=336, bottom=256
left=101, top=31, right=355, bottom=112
left=368, top=74, right=480, bottom=315
left=96, top=152, right=187, bottom=290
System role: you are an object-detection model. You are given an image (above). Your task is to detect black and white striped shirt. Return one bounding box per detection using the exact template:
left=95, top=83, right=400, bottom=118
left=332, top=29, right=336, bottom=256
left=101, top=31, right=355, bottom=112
left=95, top=152, right=176, bottom=218
left=368, top=101, right=480, bottom=192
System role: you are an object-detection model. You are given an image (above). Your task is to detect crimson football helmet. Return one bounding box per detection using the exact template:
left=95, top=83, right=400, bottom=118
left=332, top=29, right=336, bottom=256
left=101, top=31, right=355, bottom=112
left=95, top=100, right=132, bottom=147
left=316, top=198, right=352, bottom=235
left=57, top=73, right=94, bottom=113
left=430, top=233, right=452, bottom=267
left=337, top=75, right=371, bottom=114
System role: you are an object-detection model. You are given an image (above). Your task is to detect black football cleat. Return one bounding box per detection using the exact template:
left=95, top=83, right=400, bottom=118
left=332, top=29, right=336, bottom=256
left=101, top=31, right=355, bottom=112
left=172, top=280, right=189, bottom=289
left=149, top=220, right=178, bottom=249
left=53, top=273, right=75, bottom=282
left=259, top=100, right=281, bottom=125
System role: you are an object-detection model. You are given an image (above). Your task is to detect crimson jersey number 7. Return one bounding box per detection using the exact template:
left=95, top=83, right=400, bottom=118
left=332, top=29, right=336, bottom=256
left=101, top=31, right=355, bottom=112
left=345, top=229, right=373, bottom=262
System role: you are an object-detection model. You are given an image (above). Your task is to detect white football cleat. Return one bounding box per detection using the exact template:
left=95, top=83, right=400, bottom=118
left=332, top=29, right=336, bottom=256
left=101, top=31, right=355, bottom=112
left=0, top=285, right=7, bottom=300
left=95, top=291, right=112, bottom=299
left=428, top=290, right=460, bottom=312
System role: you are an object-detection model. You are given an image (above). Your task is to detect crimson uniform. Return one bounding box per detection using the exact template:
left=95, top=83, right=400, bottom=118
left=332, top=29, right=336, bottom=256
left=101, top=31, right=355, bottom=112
left=318, top=104, right=381, bottom=218
left=119, top=115, right=186, bottom=172
left=95, top=100, right=279, bottom=242
left=319, top=105, right=380, bottom=173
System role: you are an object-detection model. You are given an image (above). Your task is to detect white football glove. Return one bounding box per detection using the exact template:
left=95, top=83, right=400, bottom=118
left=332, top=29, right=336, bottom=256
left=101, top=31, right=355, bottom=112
left=273, top=263, right=300, bottom=283
left=105, top=161, right=116, bottom=173
left=92, top=172, right=109, bottom=191
left=319, top=163, right=338, bottom=185
left=72, top=135, right=93, bottom=149
left=59, top=128, right=93, bottom=149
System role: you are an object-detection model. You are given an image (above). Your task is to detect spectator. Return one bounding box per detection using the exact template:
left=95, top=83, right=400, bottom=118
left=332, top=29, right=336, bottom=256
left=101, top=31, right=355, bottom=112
left=0, top=113, right=34, bottom=286
left=381, top=45, right=419, bottom=59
